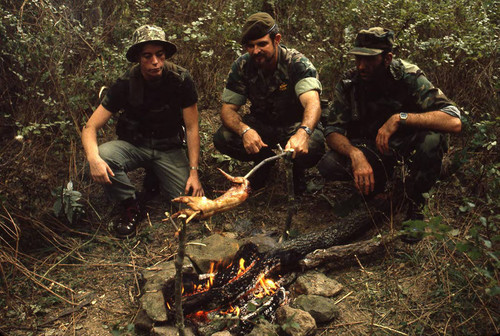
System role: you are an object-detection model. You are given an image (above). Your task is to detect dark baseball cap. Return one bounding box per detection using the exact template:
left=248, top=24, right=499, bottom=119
left=348, top=27, right=394, bottom=56
left=241, top=12, right=276, bottom=44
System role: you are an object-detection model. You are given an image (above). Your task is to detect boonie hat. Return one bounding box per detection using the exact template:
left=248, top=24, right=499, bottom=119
left=241, top=12, right=276, bottom=45
left=126, top=25, right=177, bottom=62
left=348, top=27, right=394, bottom=56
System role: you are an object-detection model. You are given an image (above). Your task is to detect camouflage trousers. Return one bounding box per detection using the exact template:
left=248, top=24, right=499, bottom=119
left=213, top=114, right=325, bottom=186
left=317, top=131, right=448, bottom=204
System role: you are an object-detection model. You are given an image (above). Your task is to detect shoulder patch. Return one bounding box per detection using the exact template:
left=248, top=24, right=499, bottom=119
left=401, top=59, right=421, bottom=74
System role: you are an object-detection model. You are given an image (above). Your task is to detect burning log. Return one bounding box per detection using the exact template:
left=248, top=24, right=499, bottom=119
left=171, top=168, right=250, bottom=221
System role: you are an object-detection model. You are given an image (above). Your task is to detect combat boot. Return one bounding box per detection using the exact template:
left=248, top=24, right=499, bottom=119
left=114, top=197, right=143, bottom=239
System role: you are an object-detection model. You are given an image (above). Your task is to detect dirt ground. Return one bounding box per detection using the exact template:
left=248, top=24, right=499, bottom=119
left=0, top=109, right=497, bottom=336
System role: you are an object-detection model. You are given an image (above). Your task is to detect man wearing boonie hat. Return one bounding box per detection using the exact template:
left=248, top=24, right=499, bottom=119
left=318, top=27, right=462, bottom=238
left=213, top=12, right=325, bottom=194
left=82, top=24, right=204, bottom=238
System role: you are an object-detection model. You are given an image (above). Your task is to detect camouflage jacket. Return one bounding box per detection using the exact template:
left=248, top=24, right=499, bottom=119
left=102, top=61, right=197, bottom=139
left=222, top=45, right=321, bottom=126
left=324, top=59, right=460, bottom=140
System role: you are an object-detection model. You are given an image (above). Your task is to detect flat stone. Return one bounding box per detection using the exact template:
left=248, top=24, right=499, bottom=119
left=139, top=258, right=194, bottom=324
left=140, top=290, right=167, bottom=323
left=291, top=294, right=339, bottom=323
left=212, top=331, right=234, bottom=336
left=291, top=271, right=343, bottom=297
left=151, top=326, right=196, bottom=336
left=185, top=234, right=240, bottom=273
left=239, top=234, right=278, bottom=254
left=276, top=305, right=316, bottom=336
left=142, top=258, right=194, bottom=288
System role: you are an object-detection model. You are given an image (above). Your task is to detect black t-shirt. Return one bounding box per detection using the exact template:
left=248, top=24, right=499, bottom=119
left=102, top=62, right=198, bottom=138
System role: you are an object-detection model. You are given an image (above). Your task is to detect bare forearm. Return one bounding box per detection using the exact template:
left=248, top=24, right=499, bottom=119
left=221, top=103, right=247, bottom=135
left=185, top=127, right=201, bottom=168
left=81, top=125, right=100, bottom=162
left=82, top=104, right=113, bottom=162
left=402, top=111, right=462, bottom=133
left=327, top=132, right=361, bottom=158
left=299, top=90, right=321, bottom=129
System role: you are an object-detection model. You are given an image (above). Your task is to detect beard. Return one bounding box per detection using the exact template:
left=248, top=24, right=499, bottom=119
left=251, top=45, right=277, bottom=68
left=359, top=62, right=388, bottom=82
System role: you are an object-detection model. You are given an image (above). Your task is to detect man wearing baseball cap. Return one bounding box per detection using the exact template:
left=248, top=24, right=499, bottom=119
left=82, top=25, right=204, bottom=238
left=318, top=27, right=462, bottom=238
left=213, top=12, right=325, bottom=194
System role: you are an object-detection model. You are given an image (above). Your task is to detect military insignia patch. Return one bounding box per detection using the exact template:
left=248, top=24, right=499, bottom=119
left=279, top=83, right=287, bottom=91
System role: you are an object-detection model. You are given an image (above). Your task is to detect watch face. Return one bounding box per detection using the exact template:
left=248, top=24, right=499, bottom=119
left=300, top=126, right=312, bottom=135
left=400, top=112, right=408, bottom=120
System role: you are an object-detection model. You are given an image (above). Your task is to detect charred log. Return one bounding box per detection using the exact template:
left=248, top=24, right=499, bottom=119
left=300, top=232, right=401, bottom=269
left=275, top=198, right=389, bottom=264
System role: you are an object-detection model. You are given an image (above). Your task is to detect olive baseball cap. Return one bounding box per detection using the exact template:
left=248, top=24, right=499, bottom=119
left=241, top=12, right=276, bottom=44
left=348, top=27, right=394, bottom=56
left=126, top=25, right=177, bottom=62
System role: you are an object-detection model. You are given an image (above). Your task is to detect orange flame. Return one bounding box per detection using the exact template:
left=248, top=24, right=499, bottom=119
left=237, top=258, right=245, bottom=276
left=254, top=274, right=278, bottom=298
left=208, top=262, right=215, bottom=287
left=220, top=305, right=241, bottom=317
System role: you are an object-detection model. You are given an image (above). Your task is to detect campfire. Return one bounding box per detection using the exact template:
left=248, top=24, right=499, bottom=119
left=162, top=243, right=288, bottom=334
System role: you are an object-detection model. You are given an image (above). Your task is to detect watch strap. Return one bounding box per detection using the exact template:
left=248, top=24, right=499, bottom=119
left=299, top=125, right=313, bottom=136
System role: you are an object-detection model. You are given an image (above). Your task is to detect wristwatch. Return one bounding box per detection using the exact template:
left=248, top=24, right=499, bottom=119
left=299, top=125, right=313, bottom=136
left=399, top=112, right=408, bottom=124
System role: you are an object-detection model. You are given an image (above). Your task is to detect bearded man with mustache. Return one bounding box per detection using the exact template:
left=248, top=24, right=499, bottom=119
left=213, top=12, right=325, bottom=194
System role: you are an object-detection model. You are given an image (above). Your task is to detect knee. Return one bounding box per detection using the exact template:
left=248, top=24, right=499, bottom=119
left=418, top=132, right=447, bottom=158
left=98, top=140, right=129, bottom=168
left=98, top=142, right=116, bottom=162
left=213, top=126, right=236, bottom=152
left=317, top=151, right=345, bottom=180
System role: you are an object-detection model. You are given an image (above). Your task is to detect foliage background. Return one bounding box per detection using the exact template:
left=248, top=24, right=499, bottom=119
left=0, top=0, right=499, bottom=335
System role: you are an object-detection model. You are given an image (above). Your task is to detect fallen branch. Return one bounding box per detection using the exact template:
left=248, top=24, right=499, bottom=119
left=300, top=233, right=401, bottom=269
left=40, top=292, right=96, bottom=326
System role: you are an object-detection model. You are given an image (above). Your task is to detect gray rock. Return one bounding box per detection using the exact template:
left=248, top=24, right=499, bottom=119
left=239, top=234, right=279, bottom=254
left=276, top=305, right=316, bottom=336
left=248, top=320, right=280, bottom=335
left=185, top=234, right=240, bottom=273
left=140, top=289, right=168, bottom=322
left=134, top=306, right=154, bottom=331
left=139, top=258, right=194, bottom=323
left=291, top=271, right=343, bottom=297
left=142, top=258, right=194, bottom=288
left=221, top=231, right=238, bottom=240
left=151, top=326, right=196, bottom=336
left=291, top=295, right=339, bottom=323
left=212, top=331, right=234, bottom=336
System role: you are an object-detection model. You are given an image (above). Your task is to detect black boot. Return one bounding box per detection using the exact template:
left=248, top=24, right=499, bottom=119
left=114, top=197, right=143, bottom=239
